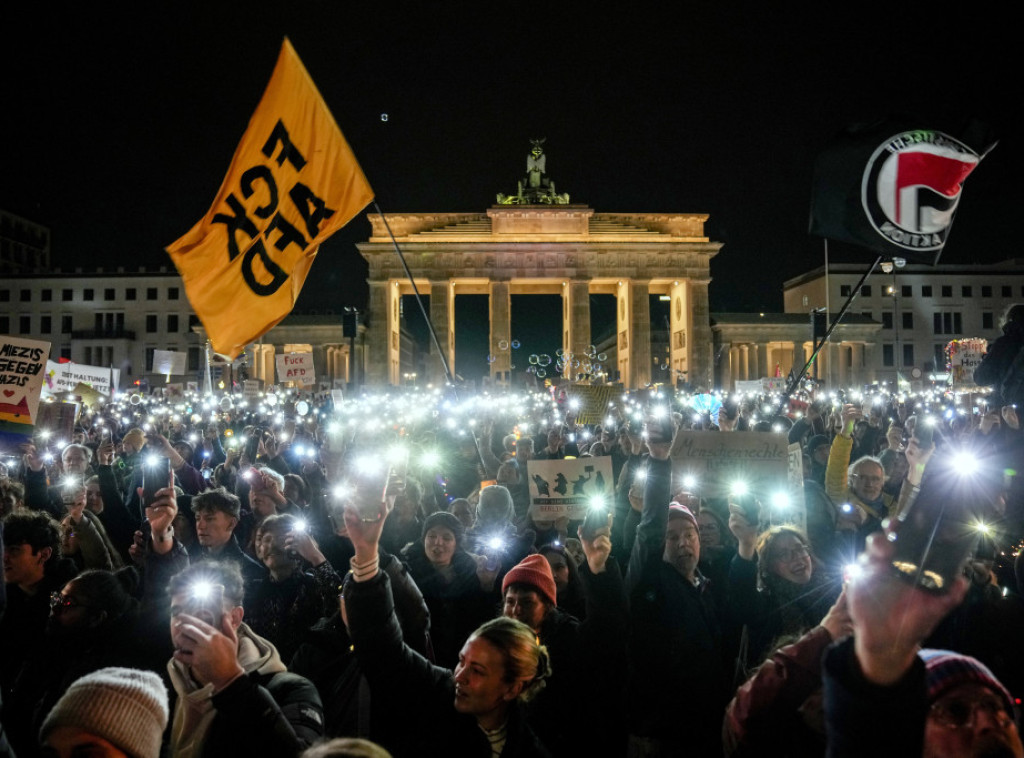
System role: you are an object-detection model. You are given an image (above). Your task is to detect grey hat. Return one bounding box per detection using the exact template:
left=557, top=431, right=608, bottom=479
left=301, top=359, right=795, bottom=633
left=478, top=485, right=513, bottom=524
left=422, top=511, right=465, bottom=548
left=40, top=667, right=169, bottom=758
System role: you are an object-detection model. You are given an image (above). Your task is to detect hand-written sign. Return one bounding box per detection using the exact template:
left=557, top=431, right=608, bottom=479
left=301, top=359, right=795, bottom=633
left=948, top=338, right=988, bottom=391
left=527, top=456, right=614, bottom=520
left=276, top=353, right=315, bottom=385
left=0, top=335, right=51, bottom=427
left=670, top=431, right=804, bottom=526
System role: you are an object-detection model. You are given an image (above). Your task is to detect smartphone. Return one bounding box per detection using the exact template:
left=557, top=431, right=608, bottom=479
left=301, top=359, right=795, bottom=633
left=913, top=420, right=935, bottom=449
left=728, top=493, right=760, bottom=525
left=143, top=456, right=172, bottom=507
left=186, top=583, right=225, bottom=628
left=283, top=418, right=296, bottom=441
left=62, top=477, right=83, bottom=506
left=580, top=505, right=610, bottom=541
left=890, top=446, right=1003, bottom=593
left=245, top=428, right=263, bottom=462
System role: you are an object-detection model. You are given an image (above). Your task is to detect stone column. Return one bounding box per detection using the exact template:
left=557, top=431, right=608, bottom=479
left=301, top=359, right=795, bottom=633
left=365, top=281, right=390, bottom=386
left=562, top=280, right=591, bottom=381
left=690, top=280, right=713, bottom=389
left=739, top=344, right=750, bottom=381
left=616, top=280, right=651, bottom=388
left=429, top=281, right=454, bottom=385
left=668, top=280, right=690, bottom=384
left=721, top=342, right=734, bottom=391
left=850, top=342, right=864, bottom=386
left=757, top=343, right=769, bottom=380
left=489, top=280, right=512, bottom=384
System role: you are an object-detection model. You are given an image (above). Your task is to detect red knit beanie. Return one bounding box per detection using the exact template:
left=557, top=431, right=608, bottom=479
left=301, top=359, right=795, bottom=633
left=502, top=554, right=558, bottom=607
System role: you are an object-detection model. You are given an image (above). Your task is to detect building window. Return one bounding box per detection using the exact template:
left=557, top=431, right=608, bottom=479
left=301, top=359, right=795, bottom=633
left=168, top=287, right=179, bottom=300
left=188, top=315, right=200, bottom=329
left=0, top=290, right=9, bottom=302
left=188, top=347, right=201, bottom=372
left=167, top=315, right=179, bottom=332
left=104, top=288, right=115, bottom=300
left=922, top=286, right=933, bottom=297
left=903, top=344, right=915, bottom=367
left=861, top=311, right=873, bottom=320
left=983, top=312, right=994, bottom=329
left=902, top=312, right=914, bottom=329
left=934, top=312, right=963, bottom=335
left=146, top=287, right=158, bottom=300
left=982, top=285, right=992, bottom=297
left=61, top=315, right=72, bottom=333
left=84, top=346, right=92, bottom=365
left=941, top=285, right=953, bottom=297
left=934, top=344, right=947, bottom=369
left=60, top=346, right=71, bottom=360
left=19, top=316, right=30, bottom=333
left=0, top=316, right=8, bottom=333
left=962, top=286, right=973, bottom=297
left=62, top=288, right=73, bottom=301
left=41, top=289, right=52, bottom=302
left=20, top=289, right=31, bottom=302
left=84, top=289, right=94, bottom=301
left=882, top=312, right=893, bottom=329
left=861, top=285, right=872, bottom=297
left=41, top=316, right=51, bottom=333
left=146, top=347, right=156, bottom=371
left=883, top=344, right=895, bottom=367
left=1003, top=285, right=1012, bottom=297
left=840, top=284, right=852, bottom=297
left=146, top=315, right=158, bottom=333
left=126, top=288, right=137, bottom=301
left=901, top=285, right=912, bottom=297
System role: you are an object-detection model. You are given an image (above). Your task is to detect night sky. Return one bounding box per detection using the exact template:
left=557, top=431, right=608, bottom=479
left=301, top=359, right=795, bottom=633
left=3, top=4, right=1019, bottom=377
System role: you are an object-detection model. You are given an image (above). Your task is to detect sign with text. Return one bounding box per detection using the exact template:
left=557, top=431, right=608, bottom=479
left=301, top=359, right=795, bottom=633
left=43, top=361, right=118, bottom=398
left=242, top=379, right=262, bottom=399
left=276, top=353, right=315, bottom=385
left=526, top=456, right=614, bottom=520
left=947, top=338, right=988, bottom=391
left=670, top=431, right=804, bottom=522
left=0, top=335, right=51, bottom=444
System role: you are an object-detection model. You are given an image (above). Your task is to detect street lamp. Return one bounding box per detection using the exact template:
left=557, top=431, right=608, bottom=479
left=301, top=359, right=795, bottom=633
left=881, top=258, right=907, bottom=383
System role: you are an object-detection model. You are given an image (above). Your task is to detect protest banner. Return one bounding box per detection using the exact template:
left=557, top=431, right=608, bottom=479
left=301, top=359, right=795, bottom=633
left=733, top=379, right=765, bottom=396
left=165, top=383, right=185, bottom=400
left=43, top=361, right=118, bottom=398
left=152, top=349, right=188, bottom=376
left=526, top=456, right=614, bottom=520
left=670, top=430, right=805, bottom=529
left=276, top=353, right=315, bottom=385
left=0, top=335, right=51, bottom=449
left=947, top=338, right=987, bottom=391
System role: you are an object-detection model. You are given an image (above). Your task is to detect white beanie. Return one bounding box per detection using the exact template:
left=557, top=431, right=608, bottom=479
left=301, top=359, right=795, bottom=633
left=40, top=667, right=169, bottom=758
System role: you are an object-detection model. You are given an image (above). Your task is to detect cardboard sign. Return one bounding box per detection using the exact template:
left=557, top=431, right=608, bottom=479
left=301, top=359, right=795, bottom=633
left=948, top=338, right=988, bottom=391
left=670, top=430, right=805, bottom=528
left=276, top=353, right=315, bottom=385
left=243, top=379, right=262, bottom=400
left=0, top=335, right=51, bottom=445
left=35, top=401, right=77, bottom=442
left=526, top=456, right=614, bottom=519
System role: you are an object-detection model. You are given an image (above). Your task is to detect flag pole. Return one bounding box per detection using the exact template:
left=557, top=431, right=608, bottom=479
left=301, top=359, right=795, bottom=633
left=784, top=254, right=882, bottom=398
left=372, top=201, right=455, bottom=386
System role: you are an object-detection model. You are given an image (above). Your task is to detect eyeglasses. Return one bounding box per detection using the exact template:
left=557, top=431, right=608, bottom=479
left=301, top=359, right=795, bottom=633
left=930, top=691, right=1011, bottom=729
left=49, top=592, right=95, bottom=614
left=771, top=544, right=810, bottom=563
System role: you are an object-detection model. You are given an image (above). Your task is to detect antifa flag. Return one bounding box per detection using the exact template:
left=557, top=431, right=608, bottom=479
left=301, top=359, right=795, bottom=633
left=809, top=119, right=995, bottom=265
left=166, top=38, right=374, bottom=359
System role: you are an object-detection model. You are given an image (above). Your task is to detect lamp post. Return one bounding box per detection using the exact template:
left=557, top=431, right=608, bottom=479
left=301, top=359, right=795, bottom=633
left=881, top=257, right=907, bottom=385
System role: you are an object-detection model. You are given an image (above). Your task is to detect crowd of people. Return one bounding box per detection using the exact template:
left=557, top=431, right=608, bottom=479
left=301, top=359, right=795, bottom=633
left=4, top=330, right=1024, bottom=757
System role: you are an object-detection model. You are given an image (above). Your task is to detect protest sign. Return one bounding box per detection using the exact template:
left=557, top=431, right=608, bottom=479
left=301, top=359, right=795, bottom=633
left=670, top=430, right=805, bottom=529
left=152, top=349, right=188, bottom=376
left=526, top=456, right=614, bottom=520
left=43, top=361, right=117, bottom=398
left=35, top=401, right=77, bottom=443
left=947, top=338, right=987, bottom=391
left=0, top=335, right=51, bottom=448
left=276, top=353, right=315, bottom=385
left=243, top=380, right=262, bottom=400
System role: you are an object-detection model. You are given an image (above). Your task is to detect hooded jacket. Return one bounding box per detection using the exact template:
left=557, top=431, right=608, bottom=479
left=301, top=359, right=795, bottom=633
left=168, top=622, right=323, bottom=758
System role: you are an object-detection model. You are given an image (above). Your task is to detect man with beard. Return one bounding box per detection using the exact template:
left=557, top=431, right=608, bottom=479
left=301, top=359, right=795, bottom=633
left=824, top=533, right=1024, bottom=758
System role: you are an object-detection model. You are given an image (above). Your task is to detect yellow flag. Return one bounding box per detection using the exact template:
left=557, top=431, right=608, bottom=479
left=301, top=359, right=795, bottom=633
left=166, top=38, right=373, bottom=359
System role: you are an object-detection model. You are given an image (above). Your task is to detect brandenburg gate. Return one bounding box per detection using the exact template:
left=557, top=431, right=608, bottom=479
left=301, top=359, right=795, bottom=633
left=358, top=144, right=723, bottom=389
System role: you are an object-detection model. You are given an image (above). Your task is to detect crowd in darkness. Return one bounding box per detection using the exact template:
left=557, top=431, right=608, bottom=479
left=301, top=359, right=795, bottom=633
left=5, top=312, right=1024, bottom=757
